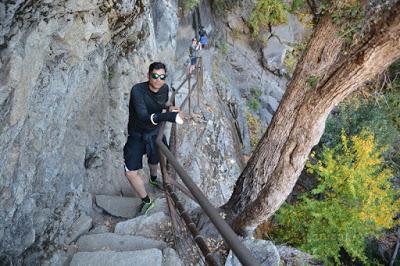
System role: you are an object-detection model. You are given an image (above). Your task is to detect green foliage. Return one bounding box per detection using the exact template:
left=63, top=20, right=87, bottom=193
left=211, top=0, right=240, bottom=16
left=284, top=42, right=306, bottom=74
left=183, top=0, right=199, bottom=14
left=307, top=75, right=319, bottom=89
left=386, top=92, right=400, bottom=132
left=108, top=71, right=113, bottom=81
left=332, top=2, right=365, bottom=46
left=313, top=1, right=365, bottom=46
left=319, top=1, right=330, bottom=15
left=321, top=61, right=400, bottom=201
left=248, top=87, right=262, bottom=112
left=293, top=42, right=307, bottom=52
left=246, top=87, right=264, bottom=148
left=251, top=86, right=262, bottom=98
left=385, top=61, right=400, bottom=131
left=249, top=0, right=288, bottom=37
left=212, top=0, right=225, bottom=15
left=273, top=130, right=400, bottom=265
left=283, top=52, right=297, bottom=74
left=323, top=98, right=399, bottom=151
left=246, top=112, right=262, bottom=148
left=219, top=41, right=229, bottom=54
left=290, top=0, right=305, bottom=13
left=248, top=98, right=260, bottom=112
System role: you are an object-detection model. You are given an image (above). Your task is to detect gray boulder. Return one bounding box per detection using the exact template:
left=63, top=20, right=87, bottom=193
left=271, top=13, right=306, bottom=44
left=262, top=36, right=291, bottom=73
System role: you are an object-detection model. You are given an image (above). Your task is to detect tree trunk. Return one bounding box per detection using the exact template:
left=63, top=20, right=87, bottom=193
left=222, top=2, right=400, bottom=234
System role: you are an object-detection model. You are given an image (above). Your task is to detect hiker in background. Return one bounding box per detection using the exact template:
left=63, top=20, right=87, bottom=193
left=199, top=34, right=208, bottom=49
left=199, top=26, right=206, bottom=37
left=189, top=37, right=200, bottom=75
left=124, top=62, right=184, bottom=216
left=199, top=26, right=208, bottom=49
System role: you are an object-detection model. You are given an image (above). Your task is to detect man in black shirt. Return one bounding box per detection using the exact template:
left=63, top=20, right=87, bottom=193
left=124, top=62, right=183, bottom=215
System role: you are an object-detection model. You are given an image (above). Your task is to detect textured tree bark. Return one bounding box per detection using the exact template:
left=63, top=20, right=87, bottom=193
left=222, top=2, right=400, bottom=234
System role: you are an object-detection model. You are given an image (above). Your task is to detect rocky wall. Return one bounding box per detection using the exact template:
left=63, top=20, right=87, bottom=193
left=0, top=0, right=178, bottom=261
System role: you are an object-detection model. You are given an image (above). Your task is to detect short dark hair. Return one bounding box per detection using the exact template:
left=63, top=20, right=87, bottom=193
left=149, top=62, right=167, bottom=73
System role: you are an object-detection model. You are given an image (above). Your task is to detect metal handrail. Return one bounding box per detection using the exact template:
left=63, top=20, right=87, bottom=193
left=156, top=129, right=259, bottom=266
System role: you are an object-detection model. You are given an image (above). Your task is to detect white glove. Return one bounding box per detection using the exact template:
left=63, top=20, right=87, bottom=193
left=175, top=113, right=184, bottom=124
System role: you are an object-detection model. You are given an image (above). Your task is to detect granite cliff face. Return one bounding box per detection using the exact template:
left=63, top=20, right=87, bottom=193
left=0, top=0, right=179, bottom=260
left=0, top=0, right=308, bottom=262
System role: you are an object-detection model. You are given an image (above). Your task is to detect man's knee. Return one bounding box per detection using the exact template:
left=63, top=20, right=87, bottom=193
left=125, top=170, right=138, bottom=179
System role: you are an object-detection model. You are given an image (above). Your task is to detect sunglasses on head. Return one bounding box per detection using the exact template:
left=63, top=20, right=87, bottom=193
left=151, top=73, right=167, bottom=80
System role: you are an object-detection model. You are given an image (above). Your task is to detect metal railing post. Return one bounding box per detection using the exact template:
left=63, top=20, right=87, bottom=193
left=188, top=71, right=191, bottom=116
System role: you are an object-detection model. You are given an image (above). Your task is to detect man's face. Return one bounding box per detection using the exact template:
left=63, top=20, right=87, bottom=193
left=148, top=68, right=166, bottom=92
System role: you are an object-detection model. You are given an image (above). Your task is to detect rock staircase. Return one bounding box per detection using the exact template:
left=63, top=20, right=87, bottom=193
left=67, top=52, right=211, bottom=266
left=68, top=185, right=185, bottom=266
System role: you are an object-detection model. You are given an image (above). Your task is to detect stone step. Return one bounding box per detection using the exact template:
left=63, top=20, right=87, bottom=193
left=70, top=247, right=183, bottom=266
left=95, top=194, right=168, bottom=219
left=95, top=195, right=141, bottom=218
left=70, top=249, right=162, bottom=266
left=87, top=225, right=110, bottom=235
left=115, top=211, right=171, bottom=240
left=76, top=233, right=167, bottom=252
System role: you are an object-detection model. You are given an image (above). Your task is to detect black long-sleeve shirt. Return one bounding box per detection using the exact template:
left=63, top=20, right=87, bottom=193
left=127, top=81, right=176, bottom=134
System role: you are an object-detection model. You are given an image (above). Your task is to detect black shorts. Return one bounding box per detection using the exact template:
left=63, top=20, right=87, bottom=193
left=123, top=131, right=167, bottom=171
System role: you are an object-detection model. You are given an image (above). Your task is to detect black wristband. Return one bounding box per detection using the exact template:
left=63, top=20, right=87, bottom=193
left=153, top=112, right=178, bottom=123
